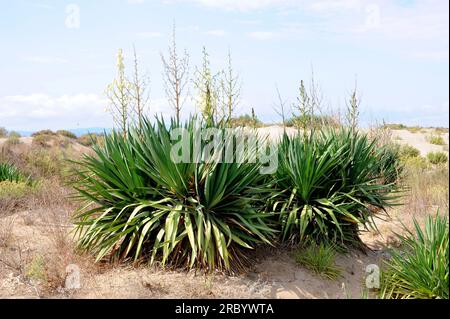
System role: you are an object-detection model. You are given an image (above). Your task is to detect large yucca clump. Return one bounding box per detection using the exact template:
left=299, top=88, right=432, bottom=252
left=72, top=118, right=275, bottom=272
left=380, top=214, right=449, bottom=299
left=271, top=129, right=400, bottom=247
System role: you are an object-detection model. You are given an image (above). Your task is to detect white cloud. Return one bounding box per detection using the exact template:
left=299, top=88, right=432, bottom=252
left=23, top=56, right=69, bottom=64
left=205, top=29, right=227, bottom=37
left=175, top=0, right=288, bottom=11
left=0, top=94, right=110, bottom=130
left=0, top=94, right=189, bottom=131
left=410, top=50, right=449, bottom=62
left=247, top=31, right=278, bottom=40
left=307, top=0, right=363, bottom=13
left=136, top=31, right=163, bottom=38
left=33, top=3, right=55, bottom=9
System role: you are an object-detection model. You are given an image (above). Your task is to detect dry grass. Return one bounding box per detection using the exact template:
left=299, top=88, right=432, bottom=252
left=0, top=216, right=15, bottom=247
left=391, top=162, right=448, bottom=233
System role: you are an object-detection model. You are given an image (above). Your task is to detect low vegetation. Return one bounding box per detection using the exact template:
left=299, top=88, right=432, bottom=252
left=294, top=242, right=341, bottom=280
left=56, top=130, right=77, bottom=139
left=0, top=162, right=26, bottom=183
left=397, top=144, right=420, bottom=159
left=380, top=214, right=449, bottom=299
left=426, top=134, right=446, bottom=146
left=427, top=151, right=448, bottom=165
left=77, top=133, right=104, bottom=147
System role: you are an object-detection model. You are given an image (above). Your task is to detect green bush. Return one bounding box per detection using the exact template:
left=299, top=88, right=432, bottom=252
left=0, top=162, right=25, bottom=183
left=72, top=117, right=275, bottom=272
left=380, top=214, right=449, bottom=299
left=398, top=144, right=420, bottom=159
left=427, top=135, right=445, bottom=146
left=427, top=152, right=448, bottom=165
left=270, top=129, right=400, bottom=247
left=294, top=242, right=341, bottom=280
left=56, top=130, right=77, bottom=139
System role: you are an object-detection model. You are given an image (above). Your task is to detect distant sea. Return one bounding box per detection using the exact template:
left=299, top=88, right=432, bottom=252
left=17, top=127, right=112, bottom=137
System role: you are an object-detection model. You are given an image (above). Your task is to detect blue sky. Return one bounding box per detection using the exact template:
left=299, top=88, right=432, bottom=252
left=0, top=0, right=448, bottom=131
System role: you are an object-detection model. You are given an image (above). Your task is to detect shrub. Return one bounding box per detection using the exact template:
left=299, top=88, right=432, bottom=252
left=434, top=127, right=449, bottom=134
left=24, top=148, right=70, bottom=179
left=32, top=134, right=52, bottom=148
left=427, top=134, right=445, bottom=146
left=286, top=115, right=339, bottom=129
left=25, top=255, right=47, bottom=283
left=403, top=156, right=428, bottom=171
left=4, top=135, right=21, bottom=147
left=427, top=152, right=448, bottom=165
left=270, top=129, right=400, bottom=248
left=382, top=123, right=407, bottom=130
left=72, top=117, right=275, bottom=272
left=8, top=131, right=21, bottom=139
left=229, top=114, right=262, bottom=128
left=398, top=144, right=420, bottom=159
left=407, top=126, right=421, bottom=134
left=380, top=214, right=449, bottom=299
left=56, top=130, right=77, bottom=139
left=294, top=242, right=341, bottom=280
left=31, top=129, right=57, bottom=137
left=77, top=133, right=103, bottom=147
left=0, top=180, right=28, bottom=198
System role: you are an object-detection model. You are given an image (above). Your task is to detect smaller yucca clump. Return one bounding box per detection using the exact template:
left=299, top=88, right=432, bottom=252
left=0, top=162, right=25, bottom=183
left=270, top=129, right=401, bottom=248
left=380, top=214, right=449, bottom=299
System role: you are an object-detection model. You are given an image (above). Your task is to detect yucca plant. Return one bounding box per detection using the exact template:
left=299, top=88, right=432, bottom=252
left=270, top=129, right=400, bottom=247
left=380, top=214, right=449, bottom=299
left=72, top=117, right=275, bottom=273
left=0, top=162, right=25, bottom=183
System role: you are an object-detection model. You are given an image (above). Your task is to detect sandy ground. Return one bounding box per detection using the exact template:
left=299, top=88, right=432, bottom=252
left=0, top=128, right=448, bottom=299
left=1, top=211, right=384, bottom=299
left=390, top=129, right=449, bottom=156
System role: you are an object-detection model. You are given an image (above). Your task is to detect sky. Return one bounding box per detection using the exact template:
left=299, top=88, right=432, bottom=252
left=0, top=0, right=449, bottom=131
